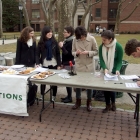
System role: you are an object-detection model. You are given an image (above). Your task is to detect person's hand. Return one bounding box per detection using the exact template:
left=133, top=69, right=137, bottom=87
left=80, top=51, right=89, bottom=55
left=104, top=69, right=108, bottom=74
left=76, top=49, right=81, bottom=55
left=57, top=66, right=61, bottom=70
left=116, top=71, right=120, bottom=75
left=137, top=81, right=140, bottom=87
left=35, top=64, right=40, bottom=68
left=59, top=41, right=63, bottom=48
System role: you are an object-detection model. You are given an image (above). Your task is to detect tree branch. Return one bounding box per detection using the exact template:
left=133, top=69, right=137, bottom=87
left=90, top=0, right=102, bottom=7
left=121, top=1, right=140, bottom=22
left=121, top=0, right=135, bottom=13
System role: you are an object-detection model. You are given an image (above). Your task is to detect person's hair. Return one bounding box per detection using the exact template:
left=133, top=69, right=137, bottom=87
left=20, top=26, right=35, bottom=43
left=125, top=39, right=140, bottom=56
left=101, top=30, right=115, bottom=40
left=38, top=26, right=57, bottom=49
left=64, top=26, right=74, bottom=36
left=74, top=26, right=87, bottom=39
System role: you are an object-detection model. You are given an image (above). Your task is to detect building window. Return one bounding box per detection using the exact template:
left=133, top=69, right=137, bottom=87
left=78, top=15, right=82, bottom=25
left=95, top=8, right=101, bottom=17
left=32, top=0, right=39, bottom=4
left=109, top=9, right=117, bottom=18
left=109, top=0, right=119, bottom=3
left=32, top=9, right=40, bottom=18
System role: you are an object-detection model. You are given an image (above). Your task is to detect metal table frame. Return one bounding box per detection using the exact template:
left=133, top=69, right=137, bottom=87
left=30, top=72, right=140, bottom=137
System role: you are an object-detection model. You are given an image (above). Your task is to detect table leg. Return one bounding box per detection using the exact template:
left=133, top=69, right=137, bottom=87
left=136, top=94, right=139, bottom=137
left=39, top=85, right=52, bottom=122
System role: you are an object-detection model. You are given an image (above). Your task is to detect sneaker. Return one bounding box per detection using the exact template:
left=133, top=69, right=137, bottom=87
left=52, top=96, right=56, bottom=102
left=63, top=98, right=72, bottom=103
left=61, top=96, right=68, bottom=101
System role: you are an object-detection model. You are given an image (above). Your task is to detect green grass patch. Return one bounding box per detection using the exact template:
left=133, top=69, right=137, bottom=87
left=0, top=34, right=140, bottom=64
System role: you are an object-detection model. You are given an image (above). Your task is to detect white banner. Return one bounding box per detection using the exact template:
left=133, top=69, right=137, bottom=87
left=0, top=74, right=28, bottom=116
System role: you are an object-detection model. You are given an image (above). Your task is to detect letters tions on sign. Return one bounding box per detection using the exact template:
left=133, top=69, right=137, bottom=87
left=0, top=93, right=22, bottom=101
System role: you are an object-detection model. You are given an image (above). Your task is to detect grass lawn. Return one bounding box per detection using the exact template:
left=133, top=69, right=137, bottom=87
left=0, top=33, right=140, bottom=64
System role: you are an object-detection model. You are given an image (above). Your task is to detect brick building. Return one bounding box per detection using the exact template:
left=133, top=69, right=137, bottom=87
left=24, top=0, right=140, bottom=33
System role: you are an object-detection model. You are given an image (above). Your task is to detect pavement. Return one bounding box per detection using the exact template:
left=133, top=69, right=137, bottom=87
left=0, top=39, right=140, bottom=139
left=0, top=37, right=40, bottom=45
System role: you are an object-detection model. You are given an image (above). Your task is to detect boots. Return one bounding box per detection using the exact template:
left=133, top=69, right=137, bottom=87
left=87, top=99, right=92, bottom=112
left=102, top=104, right=111, bottom=113
left=72, top=99, right=81, bottom=110
left=112, top=103, right=116, bottom=111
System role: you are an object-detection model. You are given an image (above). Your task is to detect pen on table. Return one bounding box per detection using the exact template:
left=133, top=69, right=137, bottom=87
left=114, top=83, right=123, bottom=84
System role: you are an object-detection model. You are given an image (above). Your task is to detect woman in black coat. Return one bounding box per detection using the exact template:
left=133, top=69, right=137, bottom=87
left=15, top=26, right=36, bottom=67
left=36, top=26, right=61, bottom=101
left=59, top=26, right=74, bottom=103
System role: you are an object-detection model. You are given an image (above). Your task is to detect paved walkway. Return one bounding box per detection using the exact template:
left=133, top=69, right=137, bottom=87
left=0, top=37, right=40, bottom=45
left=0, top=102, right=139, bottom=140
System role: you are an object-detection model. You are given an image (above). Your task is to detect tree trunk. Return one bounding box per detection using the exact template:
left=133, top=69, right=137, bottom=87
left=72, top=0, right=78, bottom=26
left=0, top=0, right=3, bottom=38
left=40, top=0, right=48, bottom=25
left=57, top=0, right=67, bottom=42
left=114, top=0, right=122, bottom=34
left=21, top=0, right=30, bottom=26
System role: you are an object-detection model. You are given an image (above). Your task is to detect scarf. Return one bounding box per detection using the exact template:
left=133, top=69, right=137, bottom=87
left=102, top=38, right=117, bottom=72
left=27, top=38, right=33, bottom=47
left=63, top=36, right=74, bottom=44
left=45, top=39, right=52, bottom=60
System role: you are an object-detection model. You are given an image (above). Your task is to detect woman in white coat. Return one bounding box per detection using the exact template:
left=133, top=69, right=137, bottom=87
left=72, top=26, right=98, bottom=112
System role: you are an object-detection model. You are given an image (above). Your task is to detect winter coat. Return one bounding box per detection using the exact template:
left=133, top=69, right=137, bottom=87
left=72, top=34, right=98, bottom=72
left=15, top=39, right=36, bottom=67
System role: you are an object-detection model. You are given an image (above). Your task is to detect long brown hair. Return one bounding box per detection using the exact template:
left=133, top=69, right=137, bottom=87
left=19, top=26, right=36, bottom=43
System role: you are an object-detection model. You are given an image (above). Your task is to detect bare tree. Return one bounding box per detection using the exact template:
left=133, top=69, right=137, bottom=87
left=57, top=0, right=68, bottom=42
left=0, top=0, right=3, bottom=38
left=80, top=0, right=102, bottom=27
left=40, top=0, right=48, bottom=24
left=20, top=0, right=30, bottom=26
left=114, top=0, right=140, bottom=34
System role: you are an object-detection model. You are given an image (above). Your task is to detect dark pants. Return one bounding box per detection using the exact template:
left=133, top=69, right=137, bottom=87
left=66, top=87, right=72, bottom=98
left=40, top=65, right=57, bottom=96
left=104, top=91, right=116, bottom=105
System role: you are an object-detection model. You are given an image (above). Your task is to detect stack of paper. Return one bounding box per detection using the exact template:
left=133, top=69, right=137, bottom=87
left=125, top=83, right=140, bottom=88
left=104, top=73, right=118, bottom=81
left=120, top=75, right=139, bottom=80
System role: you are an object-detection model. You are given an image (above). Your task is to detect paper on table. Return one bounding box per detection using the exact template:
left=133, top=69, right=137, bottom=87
left=11, top=65, right=24, bottom=68
left=104, top=73, right=118, bottom=81
left=120, top=75, right=139, bottom=80
left=58, top=73, right=70, bottom=79
left=125, top=83, right=140, bottom=88
left=33, top=67, right=48, bottom=72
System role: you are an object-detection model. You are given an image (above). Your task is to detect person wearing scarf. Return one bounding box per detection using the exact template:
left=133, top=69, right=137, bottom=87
left=15, top=26, right=36, bottom=67
left=99, top=30, right=123, bottom=113
left=36, top=26, right=61, bottom=101
left=59, top=26, right=75, bottom=103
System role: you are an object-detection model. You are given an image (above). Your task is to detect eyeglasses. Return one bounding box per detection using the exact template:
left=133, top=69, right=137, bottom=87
left=63, top=31, right=68, bottom=33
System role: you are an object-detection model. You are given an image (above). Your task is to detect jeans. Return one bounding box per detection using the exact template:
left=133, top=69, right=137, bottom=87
left=76, top=88, right=93, bottom=100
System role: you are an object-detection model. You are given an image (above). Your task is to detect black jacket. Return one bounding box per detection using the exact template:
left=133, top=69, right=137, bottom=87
left=61, top=39, right=74, bottom=65
left=36, top=41, right=61, bottom=67
left=15, top=39, right=36, bottom=67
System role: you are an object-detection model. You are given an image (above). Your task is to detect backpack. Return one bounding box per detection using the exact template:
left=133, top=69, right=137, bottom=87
left=27, top=82, right=38, bottom=107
